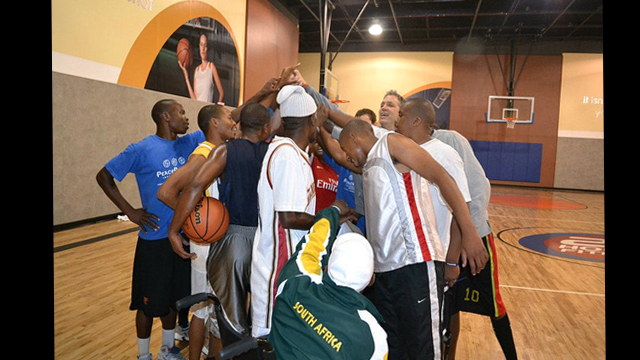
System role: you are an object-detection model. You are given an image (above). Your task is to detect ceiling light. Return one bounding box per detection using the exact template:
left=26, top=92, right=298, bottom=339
left=369, top=23, right=383, bottom=36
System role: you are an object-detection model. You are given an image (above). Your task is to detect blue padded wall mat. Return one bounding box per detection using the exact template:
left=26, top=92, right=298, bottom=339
left=468, top=140, right=542, bottom=183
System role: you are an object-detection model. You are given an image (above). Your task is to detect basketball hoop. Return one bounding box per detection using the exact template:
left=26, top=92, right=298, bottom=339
left=331, top=99, right=350, bottom=112
left=506, top=117, right=517, bottom=129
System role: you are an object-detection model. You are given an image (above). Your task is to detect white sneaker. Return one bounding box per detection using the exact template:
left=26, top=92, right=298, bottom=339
left=157, top=345, right=186, bottom=360
left=175, top=324, right=190, bottom=342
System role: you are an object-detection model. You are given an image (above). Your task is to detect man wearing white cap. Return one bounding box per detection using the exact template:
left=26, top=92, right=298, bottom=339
left=251, top=85, right=320, bottom=337
left=268, top=200, right=388, bottom=359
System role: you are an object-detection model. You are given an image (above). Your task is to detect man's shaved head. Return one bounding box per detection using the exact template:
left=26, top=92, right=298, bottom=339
left=339, top=120, right=376, bottom=169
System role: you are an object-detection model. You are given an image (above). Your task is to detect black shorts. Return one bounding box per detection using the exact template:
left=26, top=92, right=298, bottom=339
left=449, top=233, right=507, bottom=318
left=130, top=236, right=191, bottom=318
left=374, top=261, right=445, bottom=360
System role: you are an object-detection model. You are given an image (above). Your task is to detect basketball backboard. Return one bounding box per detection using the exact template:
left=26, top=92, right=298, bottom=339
left=324, top=68, right=340, bottom=102
left=486, top=96, right=535, bottom=126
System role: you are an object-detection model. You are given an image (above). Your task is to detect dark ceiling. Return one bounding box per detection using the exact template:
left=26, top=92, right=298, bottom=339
left=273, top=0, right=603, bottom=54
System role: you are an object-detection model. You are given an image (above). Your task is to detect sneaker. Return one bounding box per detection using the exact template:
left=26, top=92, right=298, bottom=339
left=157, top=345, right=186, bottom=360
left=175, top=324, right=190, bottom=342
left=136, top=354, right=152, bottom=360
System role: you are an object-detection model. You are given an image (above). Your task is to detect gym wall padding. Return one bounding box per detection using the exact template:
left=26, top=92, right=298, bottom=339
left=52, top=71, right=209, bottom=226
left=469, top=141, right=543, bottom=183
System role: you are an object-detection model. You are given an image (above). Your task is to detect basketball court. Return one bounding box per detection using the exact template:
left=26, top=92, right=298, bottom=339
left=53, top=1, right=602, bottom=359
left=53, top=185, right=605, bottom=359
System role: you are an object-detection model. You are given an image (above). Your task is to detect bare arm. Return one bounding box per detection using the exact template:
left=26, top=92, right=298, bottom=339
left=157, top=155, right=207, bottom=210
left=317, top=126, right=361, bottom=174
left=445, top=217, right=462, bottom=287
left=179, top=61, right=197, bottom=100
left=209, top=62, right=225, bottom=103
left=96, top=166, right=159, bottom=233
left=278, top=212, right=316, bottom=230
left=167, top=145, right=228, bottom=259
left=387, top=133, right=488, bottom=275
left=231, top=77, right=279, bottom=121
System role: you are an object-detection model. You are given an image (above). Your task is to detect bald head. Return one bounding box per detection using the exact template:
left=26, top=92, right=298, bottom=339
left=395, top=98, right=437, bottom=141
left=339, top=118, right=374, bottom=142
left=339, top=119, right=376, bottom=169
left=404, top=98, right=436, bottom=127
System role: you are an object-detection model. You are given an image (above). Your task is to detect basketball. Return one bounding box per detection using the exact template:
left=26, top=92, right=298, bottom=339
left=182, top=196, right=229, bottom=244
left=176, top=38, right=193, bottom=68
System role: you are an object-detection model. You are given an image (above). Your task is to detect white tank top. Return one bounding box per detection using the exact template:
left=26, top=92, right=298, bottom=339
left=194, top=63, right=214, bottom=103
left=362, top=132, right=442, bottom=273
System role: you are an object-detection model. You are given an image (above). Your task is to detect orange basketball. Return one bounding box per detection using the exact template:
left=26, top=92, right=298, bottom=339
left=176, top=38, right=193, bottom=68
left=182, top=197, right=230, bottom=244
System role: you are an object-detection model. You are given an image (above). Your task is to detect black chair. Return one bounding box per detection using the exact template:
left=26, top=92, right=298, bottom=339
left=176, top=292, right=275, bottom=360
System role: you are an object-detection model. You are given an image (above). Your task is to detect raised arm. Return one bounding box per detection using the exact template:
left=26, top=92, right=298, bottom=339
left=277, top=201, right=351, bottom=285
left=230, top=77, right=279, bottom=121
left=315, top=105, right=361, bottom=174
left=178, top=60, right=197, bottom=100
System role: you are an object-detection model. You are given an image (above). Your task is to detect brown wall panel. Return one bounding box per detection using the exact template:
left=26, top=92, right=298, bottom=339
left=450, top=54, right=562, bottom=187
left=244, top=0, right=299, bottom=100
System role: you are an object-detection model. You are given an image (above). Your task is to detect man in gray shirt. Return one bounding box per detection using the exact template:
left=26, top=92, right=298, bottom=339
left=429, top=125, right=518, bottom=360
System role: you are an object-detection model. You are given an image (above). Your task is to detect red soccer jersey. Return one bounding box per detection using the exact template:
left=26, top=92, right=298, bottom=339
left=311, top=156, right=338, bottom=213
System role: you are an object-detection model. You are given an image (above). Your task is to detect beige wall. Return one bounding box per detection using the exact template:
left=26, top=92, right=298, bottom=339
left=558, top=53, right=604, bottom=137
left=298, top=52, right=453, bottom=115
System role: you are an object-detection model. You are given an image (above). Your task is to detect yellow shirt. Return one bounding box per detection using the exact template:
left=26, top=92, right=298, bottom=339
left=189, top=141, right=218, bottom=198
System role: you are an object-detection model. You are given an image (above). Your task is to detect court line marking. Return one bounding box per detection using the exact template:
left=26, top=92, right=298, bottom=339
left=53, top=227, right=138, bottom=253
left=500, top=284, right=605, bottom=298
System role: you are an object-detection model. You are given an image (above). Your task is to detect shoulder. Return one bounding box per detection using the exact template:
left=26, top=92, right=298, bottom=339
left=433, top=129, right=469, bottom=146
left=189, top=141, right=216, bottom=160
left=121, top=135, right=162, bottom=156
left=182, top=130, right=206, bottom=144
left=424, top=138, right=461, bottom=158
left=270, top=138, right=302, bottom=158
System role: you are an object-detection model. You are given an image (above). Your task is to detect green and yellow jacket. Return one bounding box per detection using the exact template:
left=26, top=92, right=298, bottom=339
left=268, top=207, right=388, bottom=359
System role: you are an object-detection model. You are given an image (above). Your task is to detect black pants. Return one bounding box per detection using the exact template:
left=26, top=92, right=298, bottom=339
left=374, top=261, right=445, bottom=360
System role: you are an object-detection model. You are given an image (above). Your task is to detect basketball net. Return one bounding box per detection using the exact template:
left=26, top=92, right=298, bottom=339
left=506, top=117, right=516, bottom=129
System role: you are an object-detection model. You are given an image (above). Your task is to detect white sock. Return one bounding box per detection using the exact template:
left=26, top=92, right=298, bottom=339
left=137, top=337, right=150, bottom=356
left=162, top=328, right=175, bottom=348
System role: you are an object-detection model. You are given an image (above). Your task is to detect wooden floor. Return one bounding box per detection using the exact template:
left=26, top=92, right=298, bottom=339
left=53, top=185, right=605, bottom=359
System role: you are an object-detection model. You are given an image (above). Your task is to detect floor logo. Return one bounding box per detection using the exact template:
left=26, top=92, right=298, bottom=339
left=519, top=233, right=604, bottom=263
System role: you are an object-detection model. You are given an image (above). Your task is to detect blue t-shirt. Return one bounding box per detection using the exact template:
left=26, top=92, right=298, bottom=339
left=105, top=131, right=205, bottom=240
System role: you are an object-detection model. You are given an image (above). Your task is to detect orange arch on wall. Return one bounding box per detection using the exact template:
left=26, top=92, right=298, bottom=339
left=118, top=1, right=243, bottom=101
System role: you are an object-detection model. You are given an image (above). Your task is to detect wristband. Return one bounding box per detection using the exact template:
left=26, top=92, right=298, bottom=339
left=445, top=262, right=459, bottom=267
left=301, top=82, right=308, bottom=88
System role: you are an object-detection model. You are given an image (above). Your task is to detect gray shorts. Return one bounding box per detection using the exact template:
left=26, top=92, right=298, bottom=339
left=206, top=225, right=256, bottom=335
